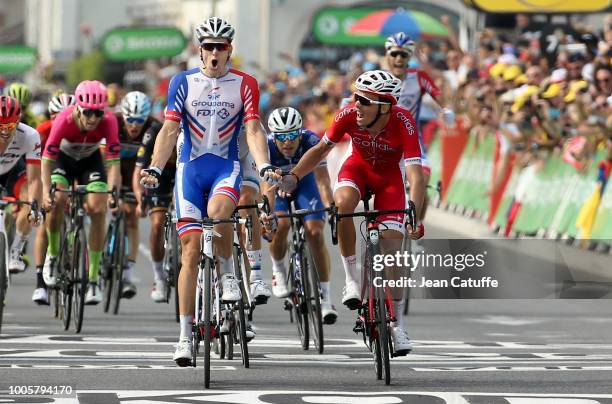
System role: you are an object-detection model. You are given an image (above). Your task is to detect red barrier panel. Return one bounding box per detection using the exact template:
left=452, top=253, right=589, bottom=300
left=440, top=117, right=469, bottom=200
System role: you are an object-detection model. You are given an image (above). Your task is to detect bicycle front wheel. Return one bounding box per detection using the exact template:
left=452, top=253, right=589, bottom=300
left=202, top=258, right=213, bottom=389
left=289, top=257, right=309, bottom=350
left=303, top=246, right=323, bottom=354
left=73, top=228, right=88, bottom=333
left=375, top=263, right=391, bottom=385
left=0, top=233, right=7, bottom=334
left=60, top=232, right=73, bottom=331
left=112, top=217, right=126, bottom=315
left=232, top=244, right=249, bottom=368
left=101, top=221, right=114, bottom=313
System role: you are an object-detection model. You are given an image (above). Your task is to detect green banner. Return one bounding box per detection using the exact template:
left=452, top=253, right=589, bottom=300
left=101, top=27, right=187, bottom=61
left=444, top=134, right=494, bottom=214
left=313, top=7, right=385, bottom=45
left=0, top=46, right=37, bottom=74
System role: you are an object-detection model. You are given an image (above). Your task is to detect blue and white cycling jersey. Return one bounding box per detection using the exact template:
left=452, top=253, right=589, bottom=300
left=166, top=67, right=260, bottom=163
left=268, top=129, right=326, bottom=221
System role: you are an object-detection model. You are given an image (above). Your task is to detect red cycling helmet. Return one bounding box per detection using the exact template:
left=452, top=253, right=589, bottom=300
left=0, top=96, right=22, bottom=125
left=74, top=80, right=108, bottom=109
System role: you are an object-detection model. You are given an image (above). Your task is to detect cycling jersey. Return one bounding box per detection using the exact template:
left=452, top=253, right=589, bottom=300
left=269, top=129, right=326, bottom=221
left=324, top=104, right=421, bottom=233
left=0, top=122, right=41, bottom=176
left=35, top=119, right=53, bottom=148
left=166, top=67, right=260, bottom=163
left=43, top=106, right=120, bottom=164
left=323, top=104, right=421, bottom=169
left=396, top=68, right=440, bottom=121
left=396, top=69, right=440, bottom=172
left=135, top=119, right=175, bottom=210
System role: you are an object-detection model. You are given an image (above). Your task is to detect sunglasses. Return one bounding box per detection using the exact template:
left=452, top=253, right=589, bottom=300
left=125, top=116, right=146, bottom=125
left=389, top=51, right=410, bottom=58
left=0, top=122, right=17, bottom=131
left=202, top=42, right=230, bottom=52
left=81, top=108, right=105, bottom=118
left=274, top=130, right=301, bottom=142
left=354, top=93, right=389, bottom=106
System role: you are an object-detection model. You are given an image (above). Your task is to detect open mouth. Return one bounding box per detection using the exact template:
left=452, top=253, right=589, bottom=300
left=211, top=59, right=218, bottom=68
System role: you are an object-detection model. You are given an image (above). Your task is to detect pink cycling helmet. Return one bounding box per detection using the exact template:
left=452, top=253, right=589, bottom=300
left=74, top=80, right=108, bottom=109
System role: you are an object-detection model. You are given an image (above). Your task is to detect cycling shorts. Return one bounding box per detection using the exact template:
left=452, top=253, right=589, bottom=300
left=0, top=157, right=26, bottom=198
left=51, top=151, right=107, bottom=192
left=275, top=172, right=324, bottom=221
left=334, top=156, right=406, bottom=234
left=174, top=154, right=241, bottom=237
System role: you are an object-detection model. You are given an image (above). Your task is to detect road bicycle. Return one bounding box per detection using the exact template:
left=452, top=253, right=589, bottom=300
left=172, top=215, right=250, bottom=389
left=0, top=192, right=40, bottom=334
left=329, top=192, right=417, bottom=385
left=49, top=183, right=116, bottom=333
left=276, top=198, right=329, bottom=354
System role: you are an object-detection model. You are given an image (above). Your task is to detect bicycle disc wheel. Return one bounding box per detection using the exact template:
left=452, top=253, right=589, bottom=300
left=0, top=233, right=7, bottom=334
left=303, top=247, right=323, bottom=354
left=203, top=259, right=213, bottom=389
left=112, top=218, right=125, bottom=315
left=375, top=268, right=391, bottom=385
left=102, top=221, right=115, bottom=313
left=289, top=258, right=309, bottom=350
left=73, top=228, right=88, bottom=333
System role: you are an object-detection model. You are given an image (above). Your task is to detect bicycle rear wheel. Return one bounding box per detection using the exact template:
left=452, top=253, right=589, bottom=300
left=202, top=258, right=213, bottom=389
left=289, top=257, right=309, bottom=350
left=0, top=233, right=7, bottom=334
left=303, top=247, right=323, bottom=354
left=73, top=228, right=88, bottom=333
left=232, top=244, right=249, bottom=368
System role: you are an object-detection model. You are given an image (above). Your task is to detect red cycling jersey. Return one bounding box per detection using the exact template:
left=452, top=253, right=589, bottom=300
left=323, top=103, right=422, bottom=233
left=42, top=105, right=120, bottom=164
left=323, top=103, right=421, bottom=168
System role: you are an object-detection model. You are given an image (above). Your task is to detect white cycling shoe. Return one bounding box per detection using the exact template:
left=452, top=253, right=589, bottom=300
left=42, top=255, right=58, bottom=287
left=271, top=272, right=289, bottom=298
left=250, top=279, right=271, bottom=304
left=391, top=327, right=413, bottom=355
left=342, top=281, right=361, bottom=310
left=85, top=283, right=102, bottom=305
left=221, top=273, right=241, bottom=302
left=32, top=288, right=49, bottom=305
left=150, top=279, right=167, bottom=303
left=321, top=300, right=338, bottom=324
left=173, top=337, right=192, bottom=367
left=8, top=249, right=26, bottom=273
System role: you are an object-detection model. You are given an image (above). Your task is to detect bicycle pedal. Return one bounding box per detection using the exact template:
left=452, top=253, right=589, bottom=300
left=283, top=299, right=293, bottom=311
left=352, top=321, right=364, bottom=334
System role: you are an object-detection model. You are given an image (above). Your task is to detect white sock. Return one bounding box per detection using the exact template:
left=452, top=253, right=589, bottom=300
left=122, top=260, right=135, bottom=281
left=320, top=281, right=331, bottom=302
left=341, top=255, right=359, bottom=285
left=218, top=256, right=233, bottom=276
left=152, top=260, right=164, bottom=282
left=391, top=300, right=405, bottom=329
left=247, top=250, right=262, bottom=281
left=11, top=231, right=27, bottom=252
left=271, top=256, right=286, bottom=275
left=179, top=315, right=193, bottom=340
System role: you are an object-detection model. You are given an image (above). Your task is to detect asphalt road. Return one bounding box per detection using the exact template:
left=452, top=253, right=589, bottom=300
left=1, top=207, right=612, bottom=403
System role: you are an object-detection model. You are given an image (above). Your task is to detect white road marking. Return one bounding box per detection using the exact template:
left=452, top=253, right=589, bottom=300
left=469, top=315, right=547, bottom=326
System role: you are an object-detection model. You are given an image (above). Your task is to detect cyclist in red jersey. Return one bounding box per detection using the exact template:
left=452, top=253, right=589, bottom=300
left=41, top=81, right=121, bottom=305
left=277, top=70, right=425, bottom=354
left=31, top=93, right=75, bottom=305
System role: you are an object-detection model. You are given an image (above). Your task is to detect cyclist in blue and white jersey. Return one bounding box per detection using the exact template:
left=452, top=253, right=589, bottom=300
left=261, top=107, right=337, bottom=324
left=140, top=17, right=280, bottom=367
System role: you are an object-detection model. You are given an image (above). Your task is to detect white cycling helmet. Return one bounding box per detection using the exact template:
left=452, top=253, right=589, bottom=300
left=268, top=107, right=303, bottom=133
left=48, top=93, right=76, bottom=115
left=121, top=91, right=151, bottom=119
left=384, top=32, right=415, bottom=56
left=195, top=17, right=235, bottom=43
left=354, top=70, right=401, bottom=105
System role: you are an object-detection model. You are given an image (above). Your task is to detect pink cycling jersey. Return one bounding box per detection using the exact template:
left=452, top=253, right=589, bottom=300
left=42, top=105, right=119, bottom=164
